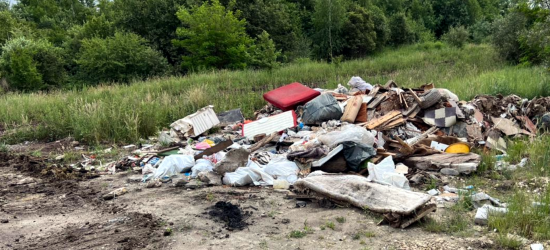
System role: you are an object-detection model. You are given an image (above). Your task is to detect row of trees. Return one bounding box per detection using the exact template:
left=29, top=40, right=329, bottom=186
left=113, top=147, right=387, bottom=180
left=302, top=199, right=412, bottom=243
left=0, top=0, right=547, bottom=91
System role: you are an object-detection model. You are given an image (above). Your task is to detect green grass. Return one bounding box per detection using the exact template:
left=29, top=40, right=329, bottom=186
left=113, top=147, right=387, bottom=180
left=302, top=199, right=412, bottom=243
left=422, top=202, right=472, bottom=235
left=0, top=42, right=547, bottom=145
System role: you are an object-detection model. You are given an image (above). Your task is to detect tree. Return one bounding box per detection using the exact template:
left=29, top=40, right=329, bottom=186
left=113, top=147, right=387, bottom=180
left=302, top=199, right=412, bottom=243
left=341, top=4, right=377, bottom=58
left=173, top=0, right=254, bottom=70
left=250, top=31, right=281, bottom=69
left=492, top=11, right=528, bottom=62
left=368, top=5, right=390, bottom=51
left=0, top=37, right=66, bottom=91
left=0, top=11, right=17, bottom=47
left=110, top=0, right=187, bottom=65
left=312, top=0, right=348, bottom=60
left=389, top=12, right=415, bottom=46
left=432, top=0, right=483, bottom=37
left=13, top=0, right=96, bottom=45
left=228, top=0, right=303, bottom=60
left=443, top=26, right=469, bottom=47
left=76, top=32, right=169, bottom=84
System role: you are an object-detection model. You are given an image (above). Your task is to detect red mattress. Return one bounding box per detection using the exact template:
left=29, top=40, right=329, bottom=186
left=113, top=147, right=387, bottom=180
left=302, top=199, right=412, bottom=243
left=263, top=82, right=320, bottom=111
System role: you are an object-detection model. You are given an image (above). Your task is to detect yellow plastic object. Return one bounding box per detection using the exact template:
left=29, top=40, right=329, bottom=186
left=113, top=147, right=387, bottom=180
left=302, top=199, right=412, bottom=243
left=445, top=142, right=470, bottom=154
left=204, top=139, right=215, bottom=147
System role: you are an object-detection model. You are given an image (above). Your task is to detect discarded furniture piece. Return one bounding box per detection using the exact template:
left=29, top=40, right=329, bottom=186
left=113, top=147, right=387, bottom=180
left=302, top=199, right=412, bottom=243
left=263, top=82, right=320, bottom=111
left=242, top=111, right=297, bottom=139
left=171, top=105, right=220, bottom=137
left=294, top=174, right=434, bottom=228
left=403, top=153, right=481, bottom=174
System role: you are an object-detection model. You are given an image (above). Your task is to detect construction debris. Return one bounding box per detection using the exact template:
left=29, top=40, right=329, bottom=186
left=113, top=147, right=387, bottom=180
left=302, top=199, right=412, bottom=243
left=77, top=77, right=550, bottom=229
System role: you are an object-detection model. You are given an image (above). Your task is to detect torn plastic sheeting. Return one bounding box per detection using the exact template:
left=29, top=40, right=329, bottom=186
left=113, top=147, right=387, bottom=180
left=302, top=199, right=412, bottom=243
left=318, top=125, right=374, bottom=148
left=170, top=105, right=220, bottom=137
left=191, top=159, right=214, bottom=178
left=341, top=141, right=376, bottom=172
left=474, top=204, right=508, bottom=225
left=312, top=144, right=343, bottom=167
left=263, top=157, right=300, bottom=184
left=242, top=110, right=297, bottom=139
left=347, top=76, right=373, bottom=92
left=222, top=161, right=274, bottom=186
left=294, top=174, right=431, bottom=216
left=301, top=93, right=343, bottom=125
left=366, top=156, right=410, bottom=190
left=149, top=155, right=195, bottom=180
left=471, top=192, right=503, bottom=208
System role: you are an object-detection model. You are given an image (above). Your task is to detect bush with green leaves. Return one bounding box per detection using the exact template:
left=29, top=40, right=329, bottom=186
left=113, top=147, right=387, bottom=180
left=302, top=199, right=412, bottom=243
left=341, top=4, right=377, bottom=58
left=0, top=36, right=66, bottom=91
left=173, top=0, right=253, bottom=71
left=491, top=12, right=528, bottom=62
left=519, top=16, right=550, bottom=68
left=388, top=12, right=415, bottom=46
left=443, top=26, right=469, bottom=48
left=249, top=31, right=281, bottom=69
left=76, top=32, right=169, bottom=85
left=469, top=19, right=493, bottom=44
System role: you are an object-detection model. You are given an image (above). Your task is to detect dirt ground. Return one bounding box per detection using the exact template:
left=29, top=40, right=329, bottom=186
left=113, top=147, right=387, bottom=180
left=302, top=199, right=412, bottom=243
left=0, top=151, right=506, bottom=250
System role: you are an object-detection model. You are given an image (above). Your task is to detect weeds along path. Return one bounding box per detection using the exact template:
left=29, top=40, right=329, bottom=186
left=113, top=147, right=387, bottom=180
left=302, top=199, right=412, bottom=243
left=0, top=43, right=548, bottom=145
left=0, top=153, right=165, bottom=249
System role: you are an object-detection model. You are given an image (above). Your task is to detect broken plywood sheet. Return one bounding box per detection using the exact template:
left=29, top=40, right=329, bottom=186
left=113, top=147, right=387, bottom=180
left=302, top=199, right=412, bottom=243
left=466, top=124, right=483, bottom=140
left=294, top=174, right=432, bottom=216
left=403, top=153, right=481, bottom=174
left=491, top=117, right=524, bottom=136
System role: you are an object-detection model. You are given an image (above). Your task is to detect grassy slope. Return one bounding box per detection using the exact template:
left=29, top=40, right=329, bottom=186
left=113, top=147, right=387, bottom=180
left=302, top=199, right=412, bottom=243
left=0, top=42, right=548, bottom=144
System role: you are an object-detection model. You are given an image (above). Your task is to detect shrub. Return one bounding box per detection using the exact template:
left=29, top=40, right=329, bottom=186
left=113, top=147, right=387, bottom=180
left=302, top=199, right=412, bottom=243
left=341, top=4, right=377, bottom=58
left=249, top=31, right=281, bottom=69
left=519, top=16, right=550, bottom=68
left=469, top=19, right=493, bottom=44
left=76, top=32, right=169, bottom=85
left=0, top=36, right=66, bottom=91
left=173, top=0, right=253, bottom=71
left=491, top=12, right=528, bottom=62
left=443, top=26, right=470, bottom=48
left=388, top=12, right=415, bottom=46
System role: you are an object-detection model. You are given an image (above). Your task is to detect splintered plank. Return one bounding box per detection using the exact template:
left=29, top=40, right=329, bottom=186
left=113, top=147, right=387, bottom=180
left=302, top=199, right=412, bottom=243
left=365, top=110, right=402, bottom=130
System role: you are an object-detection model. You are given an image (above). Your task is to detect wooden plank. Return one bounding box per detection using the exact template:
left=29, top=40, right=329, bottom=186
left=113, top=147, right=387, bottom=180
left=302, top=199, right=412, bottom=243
left=367, top=93, right=387, bottom=109
left=366, top=110, right=401, bottom=129
left=194, top=140, right=233, bottom=160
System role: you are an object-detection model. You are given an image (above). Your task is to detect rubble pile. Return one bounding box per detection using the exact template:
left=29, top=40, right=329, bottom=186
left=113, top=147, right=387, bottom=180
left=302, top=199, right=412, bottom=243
left=83, top=78, right=549, bottom=228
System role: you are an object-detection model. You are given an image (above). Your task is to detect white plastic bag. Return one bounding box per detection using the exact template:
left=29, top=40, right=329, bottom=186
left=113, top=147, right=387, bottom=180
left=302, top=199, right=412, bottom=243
left=142, top=164, right=155, bottom=175
left=263, top=157, right=300, bottom=184
left=191, top=159, right=214, bottom=178
left=366, top=156, right=410, bottom=189
left=318, top=125, right=374, bottom=147
left=347, top=76, right=373, bottom=92
left=150, top=155, right=195, bottom=180
left=222, top=161, right=274, bottom=186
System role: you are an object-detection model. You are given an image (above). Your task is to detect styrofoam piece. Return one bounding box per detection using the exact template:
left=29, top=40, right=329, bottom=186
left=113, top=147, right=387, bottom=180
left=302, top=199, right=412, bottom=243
left=312, top=144, right=343, bottom=167
left=242, top=111, right=297, bottom=139
left=170, top=105, right=220, bottom=137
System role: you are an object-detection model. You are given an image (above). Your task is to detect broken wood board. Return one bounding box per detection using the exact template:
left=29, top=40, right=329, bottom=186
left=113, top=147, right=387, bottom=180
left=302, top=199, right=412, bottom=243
left=194, top=140, right=233, bottom=160
left=403, top=153, right=481, bottom=174
left=312, top=144, right=343, bottom=167
left=366, top=110, right=401, bottom=130
left=294, top=174, right=432, bottom=228
left=491, top=117, right=525, bottom=136
left=516, top=116, right=537, bottom=134
left=367, top=93, right=388, bottom=109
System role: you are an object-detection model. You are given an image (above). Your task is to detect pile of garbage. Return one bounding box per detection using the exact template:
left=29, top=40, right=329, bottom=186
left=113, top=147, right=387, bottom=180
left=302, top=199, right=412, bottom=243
left=99, top=78, right=550, bottom=228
